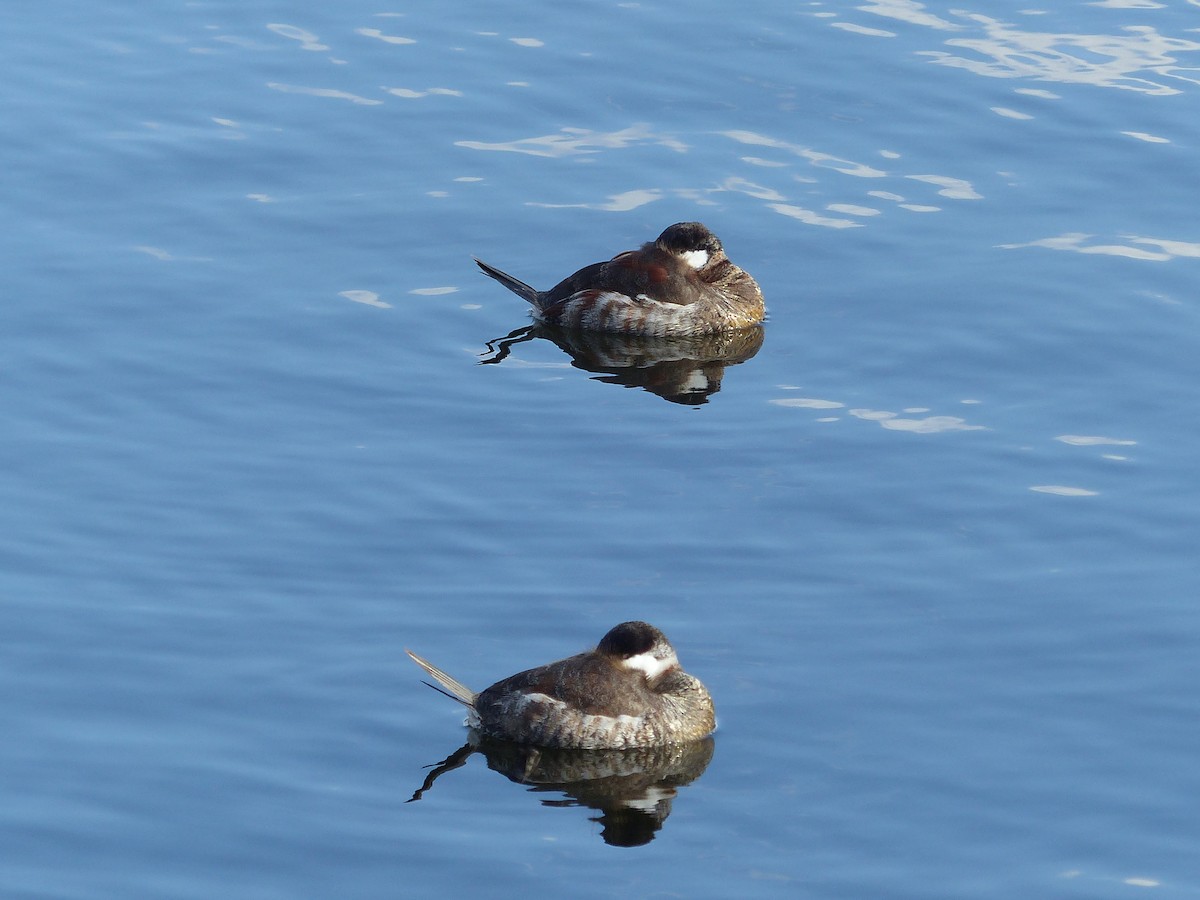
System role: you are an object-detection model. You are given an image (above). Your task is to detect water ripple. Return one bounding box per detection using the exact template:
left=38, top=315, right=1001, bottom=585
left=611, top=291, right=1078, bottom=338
left=920, top=15, right=1200, bottom=95
left=999, top=233, right=1200, bottom=261
left=456, top=124, right=687, bottom=158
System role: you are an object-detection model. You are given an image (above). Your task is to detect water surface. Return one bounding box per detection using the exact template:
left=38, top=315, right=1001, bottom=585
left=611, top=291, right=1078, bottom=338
left=3, top=1, right=1199, bottom=897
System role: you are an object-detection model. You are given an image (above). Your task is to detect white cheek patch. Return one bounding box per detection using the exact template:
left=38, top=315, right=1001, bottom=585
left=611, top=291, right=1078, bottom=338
left=680, top=249, right=709, bottom=269
left=621, top=650, right=678, bottom=680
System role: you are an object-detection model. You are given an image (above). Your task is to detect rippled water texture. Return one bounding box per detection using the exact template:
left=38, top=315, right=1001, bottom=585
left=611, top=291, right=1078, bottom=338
left=3, top=1, right=1199, bottom=897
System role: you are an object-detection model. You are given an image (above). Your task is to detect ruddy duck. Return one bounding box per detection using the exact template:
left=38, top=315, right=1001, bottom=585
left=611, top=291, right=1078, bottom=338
left=406, top=621, right=716, bottom=750
left=474, top=222, right=765, bottom=337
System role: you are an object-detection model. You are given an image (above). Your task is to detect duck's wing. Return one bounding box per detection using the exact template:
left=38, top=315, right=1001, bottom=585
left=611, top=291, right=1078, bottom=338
left=480, top=653, right=647, bottom=718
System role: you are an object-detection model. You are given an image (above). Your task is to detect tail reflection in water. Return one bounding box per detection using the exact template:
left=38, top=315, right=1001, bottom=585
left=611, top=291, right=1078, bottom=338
left=482, top=323, right=764, bottom=406
left=408, top=733, right=715, bottom=847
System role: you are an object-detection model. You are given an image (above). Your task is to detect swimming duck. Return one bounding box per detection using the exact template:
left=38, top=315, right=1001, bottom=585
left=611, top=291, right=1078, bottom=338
left=475, top=222, right=765, bottom=337
left=406, top=621, right=716, bottom=750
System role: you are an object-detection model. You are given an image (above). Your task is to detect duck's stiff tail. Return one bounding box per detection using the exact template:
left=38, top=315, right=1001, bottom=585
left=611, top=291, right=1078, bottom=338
left=474, top=258, right=540, bottom=307
left=405, top=649, right=477, bottom=708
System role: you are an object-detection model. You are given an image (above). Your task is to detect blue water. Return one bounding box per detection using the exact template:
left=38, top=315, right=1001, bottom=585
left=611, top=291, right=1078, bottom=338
left=4, top=1, right=1199, bottom=897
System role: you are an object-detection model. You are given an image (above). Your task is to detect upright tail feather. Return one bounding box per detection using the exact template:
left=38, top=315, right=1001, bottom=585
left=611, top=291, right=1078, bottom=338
left=475, top=258, right=540, bottom=306
left=405, top=649, right=477, bottom=707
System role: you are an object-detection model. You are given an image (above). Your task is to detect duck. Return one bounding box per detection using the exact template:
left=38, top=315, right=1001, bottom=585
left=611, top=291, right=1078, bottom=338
left=474, top=222, right=765, bottom=337
left=406, top=621, right=716, bottom=750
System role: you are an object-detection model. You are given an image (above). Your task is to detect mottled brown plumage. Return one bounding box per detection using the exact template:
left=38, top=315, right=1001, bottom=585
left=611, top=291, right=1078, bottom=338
left=406, top=621, right=716, bottom=750
left=475, top=223, right=765, bottom=337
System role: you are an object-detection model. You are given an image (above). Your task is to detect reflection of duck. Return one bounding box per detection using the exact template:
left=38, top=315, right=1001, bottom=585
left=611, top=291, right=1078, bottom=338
left=406, top=622, right=715, bottom=749
left=475, top=222, right=765, bottom=336
left=482, top=321, right=765, bottom=405
left=408, top=733, right=715, bottom=847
